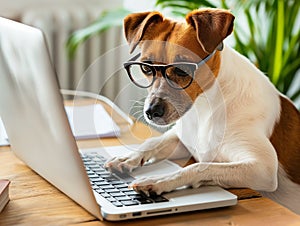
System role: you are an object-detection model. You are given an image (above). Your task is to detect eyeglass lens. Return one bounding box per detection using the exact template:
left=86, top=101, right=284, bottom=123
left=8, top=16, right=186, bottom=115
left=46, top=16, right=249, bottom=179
left=128, top=64, right=154, bottom=88
left=127, top=63, right=195, bottom=89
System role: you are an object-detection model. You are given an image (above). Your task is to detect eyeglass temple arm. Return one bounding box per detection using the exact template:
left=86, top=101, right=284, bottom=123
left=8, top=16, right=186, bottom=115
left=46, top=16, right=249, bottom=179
left=197, top=42, right=224, bottom=67
left=128, top=52, right=141, bottom=62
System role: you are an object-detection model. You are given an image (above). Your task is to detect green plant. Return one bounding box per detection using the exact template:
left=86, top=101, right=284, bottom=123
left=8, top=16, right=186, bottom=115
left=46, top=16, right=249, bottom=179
left=66, top=0, right=300, bottom=105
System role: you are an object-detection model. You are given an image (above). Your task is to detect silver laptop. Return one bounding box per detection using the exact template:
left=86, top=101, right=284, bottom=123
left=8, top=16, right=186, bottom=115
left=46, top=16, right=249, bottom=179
left=0, top=17, right=237, bottom=221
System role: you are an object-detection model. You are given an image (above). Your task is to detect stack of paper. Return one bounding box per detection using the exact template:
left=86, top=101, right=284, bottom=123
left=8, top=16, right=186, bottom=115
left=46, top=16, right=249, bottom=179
left=65, top=104, right=121, bottom=140
left=0, top=118, right=9, bottom=146
left=0, top=179, right=10, bottom=213
left=0, top=104, right=121, bottom=145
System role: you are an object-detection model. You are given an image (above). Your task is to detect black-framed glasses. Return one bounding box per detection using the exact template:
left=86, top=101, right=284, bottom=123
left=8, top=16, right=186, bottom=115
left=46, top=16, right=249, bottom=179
left=123, top=43, right=223, bottom=90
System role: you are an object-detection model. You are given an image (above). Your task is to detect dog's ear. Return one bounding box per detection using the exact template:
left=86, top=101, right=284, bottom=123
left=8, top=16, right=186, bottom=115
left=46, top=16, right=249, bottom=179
left=124, top=11, right=163, bottom=53
left=186, top=9, right=234, bottom=53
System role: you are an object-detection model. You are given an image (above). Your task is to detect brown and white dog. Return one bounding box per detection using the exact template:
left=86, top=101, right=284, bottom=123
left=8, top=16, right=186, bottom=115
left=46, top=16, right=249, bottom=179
left=106, top=8, right=300, bottom=214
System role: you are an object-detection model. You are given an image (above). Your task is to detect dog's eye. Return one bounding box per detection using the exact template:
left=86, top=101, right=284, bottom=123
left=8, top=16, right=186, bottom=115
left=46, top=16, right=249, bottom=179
left=140, top=65, right=153, bottom=76
left=173, top=65, right=192, bottom=77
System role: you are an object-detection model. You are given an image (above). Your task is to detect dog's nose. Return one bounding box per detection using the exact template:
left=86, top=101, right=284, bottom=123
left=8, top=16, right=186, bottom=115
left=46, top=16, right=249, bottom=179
left=145, top=99, right=165, bottom=120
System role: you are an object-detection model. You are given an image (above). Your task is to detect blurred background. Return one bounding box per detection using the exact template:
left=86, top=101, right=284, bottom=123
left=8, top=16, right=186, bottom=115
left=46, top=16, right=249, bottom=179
left=0, top=0, right=299, bottom=114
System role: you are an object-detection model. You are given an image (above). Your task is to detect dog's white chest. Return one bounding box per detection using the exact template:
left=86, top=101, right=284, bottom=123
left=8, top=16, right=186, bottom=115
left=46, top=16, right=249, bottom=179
left=174, top=96, right=221, bottom=161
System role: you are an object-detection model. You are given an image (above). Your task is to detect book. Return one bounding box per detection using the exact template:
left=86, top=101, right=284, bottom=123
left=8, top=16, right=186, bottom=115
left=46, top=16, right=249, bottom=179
left=0, top=179, right=10, bottom=213
left=64, top=104, right=121, bottom=140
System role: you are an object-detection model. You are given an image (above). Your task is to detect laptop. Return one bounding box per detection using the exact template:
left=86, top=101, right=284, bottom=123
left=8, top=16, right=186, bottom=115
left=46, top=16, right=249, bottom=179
left=0, top=17, right=237, bottom=221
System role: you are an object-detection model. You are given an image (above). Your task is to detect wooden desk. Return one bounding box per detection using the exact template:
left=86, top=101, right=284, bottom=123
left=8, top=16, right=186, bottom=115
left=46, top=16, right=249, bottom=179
left=0, top=100, right=300, bottom=225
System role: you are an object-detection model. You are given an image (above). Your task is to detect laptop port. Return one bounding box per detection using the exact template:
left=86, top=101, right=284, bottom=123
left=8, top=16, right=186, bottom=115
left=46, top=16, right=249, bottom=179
left=119, top=214, right=127, bottom=219
left=132, top=212, right=142, bottom=217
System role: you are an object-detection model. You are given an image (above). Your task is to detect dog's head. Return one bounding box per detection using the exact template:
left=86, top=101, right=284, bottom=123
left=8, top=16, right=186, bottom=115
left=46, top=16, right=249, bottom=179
left=123, top=9, right=234, bottom=126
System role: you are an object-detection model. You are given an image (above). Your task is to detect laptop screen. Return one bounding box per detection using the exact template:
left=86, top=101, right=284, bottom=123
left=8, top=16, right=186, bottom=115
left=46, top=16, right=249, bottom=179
left=0, top=17, right=102, bottom=219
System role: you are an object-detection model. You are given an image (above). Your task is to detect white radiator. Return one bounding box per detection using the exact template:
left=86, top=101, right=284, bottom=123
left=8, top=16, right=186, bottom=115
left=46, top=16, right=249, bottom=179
left=20, top=7, right=120, bottom=94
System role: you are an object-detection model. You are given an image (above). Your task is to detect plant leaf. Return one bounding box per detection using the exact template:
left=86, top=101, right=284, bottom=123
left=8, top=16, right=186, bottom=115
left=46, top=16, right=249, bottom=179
left=272, top=0, right=285, bottom=85
left=282, top=29, right=300, bottom=69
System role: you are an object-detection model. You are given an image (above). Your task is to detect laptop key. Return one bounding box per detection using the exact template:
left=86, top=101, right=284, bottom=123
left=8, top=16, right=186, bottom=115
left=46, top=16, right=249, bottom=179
left=133, top=195, right=153, bottom=204
left=138, top=199, right=153, bottom=204
left=93, top=169, right=106, bottom=173
left=128, top=194, right=142, bottom=198
left=124, top=190, right=140, bottom=196
left=86, top=170, right=94, bottom=175
left=100, top=193, right=111, bottom=198
left=110, top=192, right=126, bottom=197
left=114, top=184, right=129, bottom=189
left=107, top=197, right=117, bottom=202
left=84, top=162, right=96, bottom=166
left=100, top=185, right=115, bottom=189
left=98, top=171, right=111, bottom=176
left=90, top=177, right=105, bottom=182
left=88, top=164, right=100, bottom=168
left=151, top=195, right=169, bottom=203
left=94, top=181, right=110, bottom=186
left=121, top=200, right=139, bottom=206
left=104, top=188, right=120, bottom=193
left=119, top=187, right=132, bottom=192
left=91, top=185, right=99, bottom=190
left=88, top=174, right=100, bottom=179
left=115, top=196, right=132, bottom=201
left=95, top=188, right=105, bottom=193
left=112, top=201, right=123, bottom=207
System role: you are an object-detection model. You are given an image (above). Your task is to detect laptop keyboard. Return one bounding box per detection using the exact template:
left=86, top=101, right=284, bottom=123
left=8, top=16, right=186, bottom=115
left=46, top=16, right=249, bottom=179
left=81, top=152, right=169, bottom=207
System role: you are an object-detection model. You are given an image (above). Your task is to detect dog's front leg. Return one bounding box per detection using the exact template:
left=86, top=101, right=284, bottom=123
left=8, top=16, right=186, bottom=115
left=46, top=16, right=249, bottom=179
left=105, top=129, right=188, bottom=172
left=131, top=150, right=278, bottom=195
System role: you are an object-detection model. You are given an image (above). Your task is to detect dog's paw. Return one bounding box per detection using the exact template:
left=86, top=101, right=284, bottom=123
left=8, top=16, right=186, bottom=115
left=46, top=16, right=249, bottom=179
left=105, top=151, right=146, bottom=173
left=129, top=173, right=179, bottom=196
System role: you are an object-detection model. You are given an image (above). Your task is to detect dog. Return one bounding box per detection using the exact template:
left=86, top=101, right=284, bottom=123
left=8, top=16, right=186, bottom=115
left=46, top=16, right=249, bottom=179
left=106, top=8, right=300, bottom=214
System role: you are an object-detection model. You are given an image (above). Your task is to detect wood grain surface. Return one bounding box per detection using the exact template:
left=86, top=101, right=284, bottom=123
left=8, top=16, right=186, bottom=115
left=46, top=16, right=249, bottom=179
left=0, top=99, right=299, bottom=225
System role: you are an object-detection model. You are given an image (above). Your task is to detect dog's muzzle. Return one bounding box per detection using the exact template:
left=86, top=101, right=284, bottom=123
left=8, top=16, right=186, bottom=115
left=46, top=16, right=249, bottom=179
left=145, top=98, right=165, bottom=120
